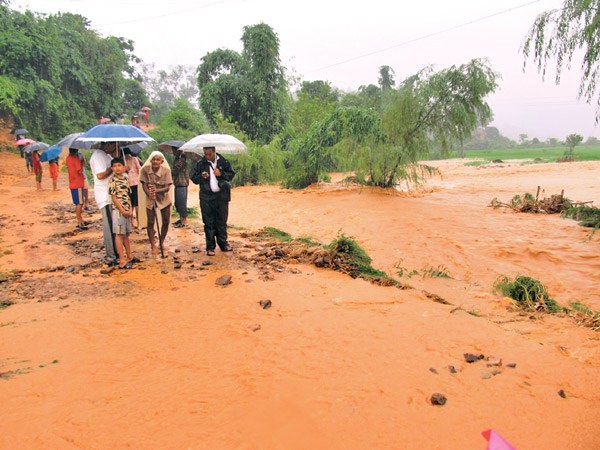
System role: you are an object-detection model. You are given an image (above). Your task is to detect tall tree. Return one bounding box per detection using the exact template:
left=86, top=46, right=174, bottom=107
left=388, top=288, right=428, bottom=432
left=197, top=23, right=289, bottom=143
left=378, top=65, right=396, bottom=90
left=523, top=0, right=600, bottom=121
left=0, top=4, right=142, bottom=139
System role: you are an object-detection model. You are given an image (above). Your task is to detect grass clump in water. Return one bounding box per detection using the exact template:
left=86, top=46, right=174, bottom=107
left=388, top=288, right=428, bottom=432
left=563, top=205, right=600, bottom=229
left=494, top=275, right=564, bottom=313
left=421, top=264, right=452, bottom=279
left=325, top=233, right=391, bottom=282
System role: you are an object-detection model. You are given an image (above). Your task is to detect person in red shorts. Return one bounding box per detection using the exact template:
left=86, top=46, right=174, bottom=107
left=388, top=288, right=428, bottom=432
left=66, top=148, right=90, bottom=229
left=32, top=150, right=43, bottom=191
left=48, top=157, right=59, bottom=191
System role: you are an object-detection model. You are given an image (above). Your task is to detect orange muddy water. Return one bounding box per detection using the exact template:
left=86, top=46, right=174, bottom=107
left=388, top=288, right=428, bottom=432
left=0, top=152, right=599, bottom=449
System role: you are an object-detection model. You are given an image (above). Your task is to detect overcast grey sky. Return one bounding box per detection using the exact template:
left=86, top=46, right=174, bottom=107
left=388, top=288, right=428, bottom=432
left=13, top=0, right=599, bottom=140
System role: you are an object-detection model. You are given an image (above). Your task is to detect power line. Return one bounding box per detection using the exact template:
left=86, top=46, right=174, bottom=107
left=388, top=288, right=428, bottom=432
left=305, top=0, right=544, bottom=75
left=97, top=0, right=233, bottom=26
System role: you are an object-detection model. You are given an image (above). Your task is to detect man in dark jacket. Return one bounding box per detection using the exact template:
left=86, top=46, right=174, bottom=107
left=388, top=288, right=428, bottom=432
left=190, top=146, right=236, bottom=256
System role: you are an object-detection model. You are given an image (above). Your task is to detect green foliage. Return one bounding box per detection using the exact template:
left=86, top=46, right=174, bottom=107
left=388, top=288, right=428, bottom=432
left=149, top=98, right=208, bottom=146
left=494, top=275, right=563, bottom=312
left=325, top=233, right=389, bottom=280
left=0, top=6, right=142, bottom=140
left=285, top=106, right=383, bottom=188
left=562, top=133, right=584, bottom=160
left=262, top=227, right=293, bottom=241
left=232, top=137, right=286, bottom=186
left=421, top=264, right=452, bottom=279
left=563, top=204, right=600, bottom=228
left=197, top=23, right=289, bottom=143
left=523, top=0, right=600, bottom=122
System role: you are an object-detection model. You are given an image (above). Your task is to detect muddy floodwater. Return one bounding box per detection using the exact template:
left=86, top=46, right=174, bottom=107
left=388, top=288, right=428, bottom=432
left=0, top=152, right=599, bottom=449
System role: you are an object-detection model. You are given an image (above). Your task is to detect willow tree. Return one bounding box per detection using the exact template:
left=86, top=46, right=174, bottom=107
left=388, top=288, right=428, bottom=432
left=287, top=59, right=498, bottom=189
left=523, top=0, right=600, bottom=121
left=197, top=23, right=288, bottom=143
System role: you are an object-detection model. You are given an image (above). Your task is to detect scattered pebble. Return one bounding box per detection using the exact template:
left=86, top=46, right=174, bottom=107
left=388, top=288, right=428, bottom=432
left=245, top=279, right=254, bottom=283
left=249, top=324, right=261, bottom=332
left=558, top=389, right=567, bottom=398
left=215, top=274, right=232, bottom=286
left=430, top=393, right=447, bottom=406
left=506, top=363, right=517, bottom=368
left=258, top=299, right=272, bottom=310
left=448, top=365, right=457, bottom=374
left=481, top=371, right=492, bottom=379
left=429, top=368, right=438, bottom=374
left=161, top=269, right=168, bottom=274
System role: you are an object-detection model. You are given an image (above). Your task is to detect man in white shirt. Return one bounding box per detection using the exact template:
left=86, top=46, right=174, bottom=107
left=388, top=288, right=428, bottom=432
left=90, top=142, right=118, bottom=264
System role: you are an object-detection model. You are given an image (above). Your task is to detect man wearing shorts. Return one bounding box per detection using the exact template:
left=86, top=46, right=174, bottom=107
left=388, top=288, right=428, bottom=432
left=65, top=148, right=90, bottom=229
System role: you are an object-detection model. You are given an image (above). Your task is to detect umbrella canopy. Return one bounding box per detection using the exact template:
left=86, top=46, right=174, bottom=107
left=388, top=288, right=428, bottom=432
left=178, top=134, right=248, bottom=156
left=12, top=128, right=28, bottom=135
left=78, top=124, right=155, bottom=143
left=40, top=145, right=62, bottom=162
left=15, top=138, right=35, bottom=146
left=121, top=142, right=148, bottom=156
left=52, top=132, right=94, bottom=150
left=141, top=106, right=151, bottom=111
left=23, top=142, right=49, bottom=153
left=159, top=140, right=185, bottom=153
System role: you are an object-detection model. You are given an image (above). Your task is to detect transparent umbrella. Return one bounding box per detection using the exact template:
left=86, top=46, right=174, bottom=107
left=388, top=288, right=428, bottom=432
left=178, top=134, right=248, bottom=157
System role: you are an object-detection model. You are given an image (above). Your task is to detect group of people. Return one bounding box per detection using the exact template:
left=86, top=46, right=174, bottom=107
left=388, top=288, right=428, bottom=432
left=84, top=143, right=235, bottom=269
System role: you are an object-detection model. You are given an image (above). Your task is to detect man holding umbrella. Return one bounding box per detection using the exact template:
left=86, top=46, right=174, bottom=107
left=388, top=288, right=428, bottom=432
left=90, top=142, right=118, bottom=264
left=190, top=146, right=235, bottom=256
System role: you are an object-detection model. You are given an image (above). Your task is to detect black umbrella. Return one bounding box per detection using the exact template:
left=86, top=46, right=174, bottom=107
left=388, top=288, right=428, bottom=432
left=159, top=140, right=185, bottom=153
left=121, top=142, right=148, bottom=156
left=12, top=128, right=28, bottom=135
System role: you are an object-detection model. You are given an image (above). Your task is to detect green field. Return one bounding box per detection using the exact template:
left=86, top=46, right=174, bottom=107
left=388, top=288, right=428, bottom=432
left=458, top=146, right=600, bottom=165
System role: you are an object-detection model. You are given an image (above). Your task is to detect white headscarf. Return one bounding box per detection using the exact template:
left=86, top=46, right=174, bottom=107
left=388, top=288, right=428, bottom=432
left=138, top=151, right=174, bottom=228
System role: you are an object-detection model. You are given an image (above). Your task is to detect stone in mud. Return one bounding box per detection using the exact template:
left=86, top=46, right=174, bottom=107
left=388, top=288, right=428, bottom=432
left=430, top=393, right=447, bottom=406
left=245, top=279, right=254, bottom=283
left=481, top=371, right=492, bottom=379
left=202, top=260, right=213, bottom=266
left=65, top=266, right=77, bottom=273
left=464, top=353, right=478, bottom=363
left=258, top=299, right=272, bottom=310
left=174, top=263, right=182, bottom=270
left=448, top=365, right=457, bottom=374
left=429, top=368, right=438, bottom=374
left=506, top=363, right=517, bottom=368
left=558, top=389, right=566, bottom=398
left=249, top=324, right=261, bottom=332
left=215, top=274, right=232, bottom=286
left=161, top=269, right=169, bottom=274
left=486, top=355, right=502, bottom=366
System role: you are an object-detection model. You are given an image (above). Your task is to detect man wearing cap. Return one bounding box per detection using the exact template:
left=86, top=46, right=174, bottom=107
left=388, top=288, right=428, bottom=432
left=190, top=146, right=235, bottom=256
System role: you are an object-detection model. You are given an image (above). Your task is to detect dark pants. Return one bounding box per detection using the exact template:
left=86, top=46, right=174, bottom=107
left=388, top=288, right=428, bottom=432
left=100, top=205, right=117, bottom=260
left=174, top=185, right=188, bottom=218
left=200, top=193, right=229, bottom=251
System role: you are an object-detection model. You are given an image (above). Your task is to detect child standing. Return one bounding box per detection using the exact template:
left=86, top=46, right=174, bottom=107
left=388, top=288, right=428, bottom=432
left=32, top=150, right=43, bottom=190
left=108, top=157, right=137, bottom=269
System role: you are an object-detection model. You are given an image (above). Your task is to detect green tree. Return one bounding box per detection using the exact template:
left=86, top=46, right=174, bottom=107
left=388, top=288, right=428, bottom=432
left=286, top=59, right=498, bottom=189
left=523, top=0, right=600, bottom=121
left=197, top=23, right=289, bottom=143
left=564, top=132, right=583, bottom=159
left=0, top=5, right=142, bottom=139
left=378, top=65, right=396, bottom=90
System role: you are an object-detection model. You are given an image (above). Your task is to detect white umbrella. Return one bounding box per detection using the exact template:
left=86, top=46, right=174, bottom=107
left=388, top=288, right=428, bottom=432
left=179, top=134, right=248, bottom=156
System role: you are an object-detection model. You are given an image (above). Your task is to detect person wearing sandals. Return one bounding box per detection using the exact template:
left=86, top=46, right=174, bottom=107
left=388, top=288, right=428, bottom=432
left=65, top=148, right=90, bottom=230
left=172, top=147, right=189, bottom=228
left=190, top=146, right=235, bottom=256
left=108, top=157, right=137, bottom=269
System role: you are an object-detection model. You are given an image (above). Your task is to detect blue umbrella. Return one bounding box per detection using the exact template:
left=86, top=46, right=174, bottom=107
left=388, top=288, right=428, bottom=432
left=40, top=145, right=63, bottom=162
left=77, top=124, right=155, bottom=142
